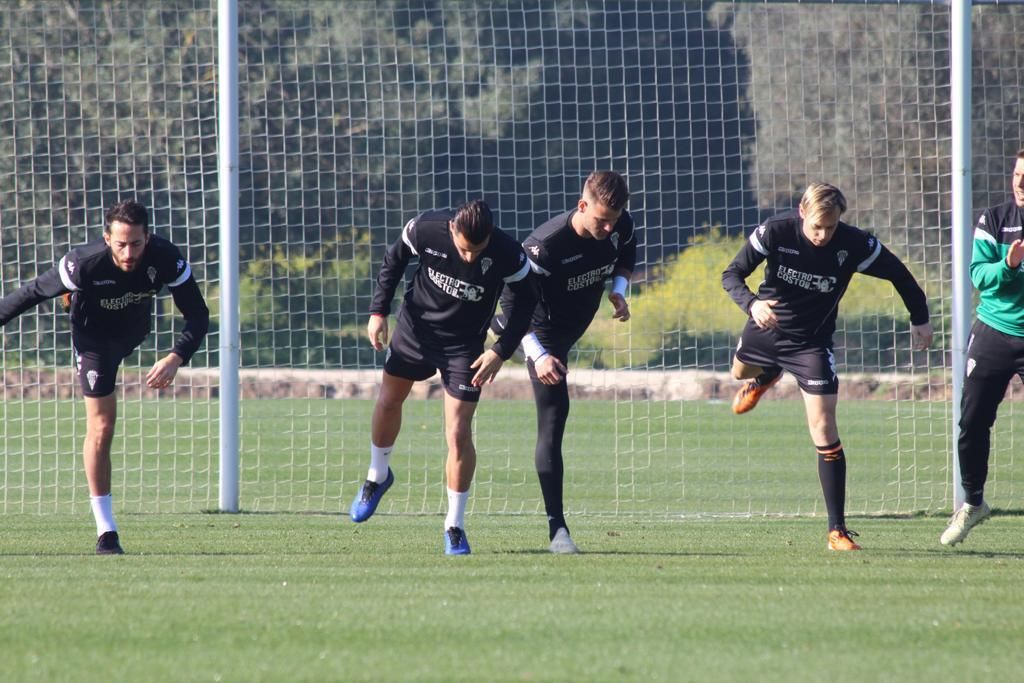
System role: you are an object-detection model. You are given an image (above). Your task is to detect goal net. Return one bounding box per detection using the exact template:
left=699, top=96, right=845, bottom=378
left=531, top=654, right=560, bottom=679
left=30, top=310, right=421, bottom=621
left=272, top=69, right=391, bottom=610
left=2, top=1, right=1022, bottom=518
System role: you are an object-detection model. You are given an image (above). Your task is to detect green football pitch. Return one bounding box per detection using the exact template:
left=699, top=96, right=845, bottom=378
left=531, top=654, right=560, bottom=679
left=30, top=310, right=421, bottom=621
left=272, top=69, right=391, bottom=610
left=1, top=514, right=1022, bottom=682
left=2, top=397, right=1024, bottom=681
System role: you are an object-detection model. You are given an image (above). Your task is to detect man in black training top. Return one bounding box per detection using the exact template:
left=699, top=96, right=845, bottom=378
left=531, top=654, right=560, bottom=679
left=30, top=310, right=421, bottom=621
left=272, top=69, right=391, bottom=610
left=350, top=199, right=535, bottom=555
left=494, top=171, right=635, bottom=554
left=722, top=182, right=932, bottom=551
left=0, top=200, right=210, bottom=555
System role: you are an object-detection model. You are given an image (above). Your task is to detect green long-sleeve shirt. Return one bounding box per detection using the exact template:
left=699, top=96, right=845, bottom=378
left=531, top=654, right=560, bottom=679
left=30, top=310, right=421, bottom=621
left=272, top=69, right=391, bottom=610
left=972, top=199, right=1024, bottom=336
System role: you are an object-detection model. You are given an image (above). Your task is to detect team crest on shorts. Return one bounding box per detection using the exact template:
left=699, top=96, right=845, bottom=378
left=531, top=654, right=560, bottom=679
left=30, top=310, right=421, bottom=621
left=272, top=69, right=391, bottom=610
left=86, top=370, right=99, bottom=391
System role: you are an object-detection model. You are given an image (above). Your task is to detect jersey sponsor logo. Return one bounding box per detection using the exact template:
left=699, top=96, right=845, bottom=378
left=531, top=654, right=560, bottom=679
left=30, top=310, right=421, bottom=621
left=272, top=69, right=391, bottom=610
left=424, top=247, right=448, bottom=259
left=1000, top=225, right=1022, bottom=234
left=480, top=257, right=492, bottom=275
left=99, top=289, right=157, bottom=311
left=92, top=280, right=117, bottom=285
left=426, top=266, right=484, bottom=302
left=836, top=250, right=848, bottom=266
left=776, top=264, right=837, bottom=293
left=147, top=266, right=157, bottom=283
left=561, top=254, right=583, bottom=264
left=566, top=263, right=615, bottom=292
left=777, top=246, right=800, bottom=255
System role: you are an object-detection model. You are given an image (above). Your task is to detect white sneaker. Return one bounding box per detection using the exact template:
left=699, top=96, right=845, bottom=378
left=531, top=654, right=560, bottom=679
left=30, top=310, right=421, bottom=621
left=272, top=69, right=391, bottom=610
left=549, top=527, right=580, bottom=554
left=940, top=501, right=992, bottom=546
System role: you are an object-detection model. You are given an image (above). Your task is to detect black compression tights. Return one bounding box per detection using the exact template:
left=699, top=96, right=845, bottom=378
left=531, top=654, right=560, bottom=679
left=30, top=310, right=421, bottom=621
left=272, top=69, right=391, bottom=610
left=532, top=377, right=571, bottom=540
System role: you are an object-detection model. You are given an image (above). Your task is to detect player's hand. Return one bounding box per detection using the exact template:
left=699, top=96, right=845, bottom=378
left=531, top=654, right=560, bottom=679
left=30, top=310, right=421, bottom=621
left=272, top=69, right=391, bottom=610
left=367, top=314, right=388, bottom=352
left=750, top=299, right=779, bottom=329
left=534, top=354, right=567, bottom=385
left=146, top=352, right=183, bottom=389
left=1007, top=239, right=1024, bottom=269
left=910, top=322, right=933, bottom=351
left=470, top=348, right=504, bottom=386
left=609, top=292, right=630, bottom=322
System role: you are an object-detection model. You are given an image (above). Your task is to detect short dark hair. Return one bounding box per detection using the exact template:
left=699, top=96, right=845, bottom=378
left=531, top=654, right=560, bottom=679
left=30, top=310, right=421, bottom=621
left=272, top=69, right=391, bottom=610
left=1016, top=148, right=1024, bottom=161
left=451, top=199, right=494, bottom=245
left=104, top=200, right=149, bottom=233
left=583, top=171, right=630, bottom=211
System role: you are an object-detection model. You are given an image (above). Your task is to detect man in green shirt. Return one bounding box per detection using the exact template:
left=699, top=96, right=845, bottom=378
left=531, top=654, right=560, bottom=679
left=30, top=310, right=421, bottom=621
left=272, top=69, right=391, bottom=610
left=942, top=149, right=1024, bottom=546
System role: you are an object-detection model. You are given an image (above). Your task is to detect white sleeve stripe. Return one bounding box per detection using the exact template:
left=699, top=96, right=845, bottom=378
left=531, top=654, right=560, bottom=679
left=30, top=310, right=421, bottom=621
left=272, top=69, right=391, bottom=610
left=749, top=232, right=768, bottom=256
left=401, top=218, right=418, bottom=255
left=58, top=255, right=79, bottom=291
left=167, top=262, right=193, bottom=288
left=527, top=257, right=550, bottom=276
left=973, top=227, right=997, bottom=244
left=856, top=239, right=883, bottom=272
left=504, top=260, right=531, bottom=283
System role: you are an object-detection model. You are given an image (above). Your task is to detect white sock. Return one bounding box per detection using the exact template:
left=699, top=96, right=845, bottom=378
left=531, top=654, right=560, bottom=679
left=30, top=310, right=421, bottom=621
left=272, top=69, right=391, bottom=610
left=90, top=494, right=117, bottom=536
left=445, top=487, right=470, bottom=531
left=367, top=443, right=393, bottom=483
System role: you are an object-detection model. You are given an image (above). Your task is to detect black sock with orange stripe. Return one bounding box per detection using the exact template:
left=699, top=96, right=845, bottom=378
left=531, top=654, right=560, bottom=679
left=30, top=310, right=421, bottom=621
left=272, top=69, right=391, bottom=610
left=816, top=440, right=846, bottom=531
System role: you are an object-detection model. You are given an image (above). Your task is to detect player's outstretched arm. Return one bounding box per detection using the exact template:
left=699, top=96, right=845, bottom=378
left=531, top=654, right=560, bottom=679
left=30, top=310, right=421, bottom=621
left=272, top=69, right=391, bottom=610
left=0, top=266, right=68, bottom=327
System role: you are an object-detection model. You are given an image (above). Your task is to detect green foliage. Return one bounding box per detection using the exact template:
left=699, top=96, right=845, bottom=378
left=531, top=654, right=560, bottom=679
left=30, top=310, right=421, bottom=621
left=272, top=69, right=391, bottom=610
left=214, top=227, right=377, bottom=367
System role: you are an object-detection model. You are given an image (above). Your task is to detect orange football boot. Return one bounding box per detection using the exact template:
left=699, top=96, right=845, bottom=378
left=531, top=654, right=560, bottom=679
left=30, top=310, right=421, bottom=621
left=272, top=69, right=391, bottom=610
left=827, top=527, right=862, bottom=551
left=731, top=371, right=782, bottom=414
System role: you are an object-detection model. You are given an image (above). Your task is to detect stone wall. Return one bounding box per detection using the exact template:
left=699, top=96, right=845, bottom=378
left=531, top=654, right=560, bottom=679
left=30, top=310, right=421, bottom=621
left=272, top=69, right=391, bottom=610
left=1, top=366, right=1008, bottom=402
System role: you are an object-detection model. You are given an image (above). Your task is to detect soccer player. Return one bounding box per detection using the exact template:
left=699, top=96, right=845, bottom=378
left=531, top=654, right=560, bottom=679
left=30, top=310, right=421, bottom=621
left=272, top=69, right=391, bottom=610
left=349, top=199, right=534, bottom=555
left=0, top=200, right=210, bottom=555
left=494, top=171, right=634, bottom=554
left=940, top=149, right=1024, bottom=546
left=722, top=183, right=932, bottom=550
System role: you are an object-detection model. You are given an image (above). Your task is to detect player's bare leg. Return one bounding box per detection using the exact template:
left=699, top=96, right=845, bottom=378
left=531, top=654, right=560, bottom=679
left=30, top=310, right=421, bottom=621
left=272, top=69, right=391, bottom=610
left=442, top=392, right=477, bottom=554
left=802, top=391, right=860, bottom=550
left=84, top=393, right=123, bottom=554
left=731, top=357, right=782, bottom=414
left=350, top=371, right=413, bottom=522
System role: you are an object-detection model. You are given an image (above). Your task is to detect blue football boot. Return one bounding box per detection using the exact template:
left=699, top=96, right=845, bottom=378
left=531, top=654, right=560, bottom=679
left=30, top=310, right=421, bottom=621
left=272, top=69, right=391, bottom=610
left=444, top=526, right=471, bottom=555
left=349, top=468, right=394, bottom=523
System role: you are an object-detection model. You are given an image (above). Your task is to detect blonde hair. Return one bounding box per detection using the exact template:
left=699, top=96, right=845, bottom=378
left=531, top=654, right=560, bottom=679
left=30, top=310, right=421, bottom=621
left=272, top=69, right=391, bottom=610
left=800, top=183, right=847, bottom=222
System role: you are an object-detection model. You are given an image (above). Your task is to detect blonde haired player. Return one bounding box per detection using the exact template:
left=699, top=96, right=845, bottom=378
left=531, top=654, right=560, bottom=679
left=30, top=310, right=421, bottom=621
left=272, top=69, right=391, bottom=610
left=722, top=183, right=932, bottom=550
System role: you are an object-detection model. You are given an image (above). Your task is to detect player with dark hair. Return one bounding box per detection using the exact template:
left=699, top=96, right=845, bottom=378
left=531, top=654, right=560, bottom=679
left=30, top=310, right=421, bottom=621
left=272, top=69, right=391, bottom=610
left=941, top=149, right=1024, bottom=546
left=350, top=199, right=535, bottom=555
left=495, top=171, right=635, bottom=553
left=722, top=183, right=932, bottom=550
left=0, top=199, right=210, bottom=554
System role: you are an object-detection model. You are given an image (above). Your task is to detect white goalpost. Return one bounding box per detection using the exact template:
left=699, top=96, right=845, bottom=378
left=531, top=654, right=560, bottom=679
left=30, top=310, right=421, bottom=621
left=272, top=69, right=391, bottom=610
left=1, top=1, right=1021, bottom=519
